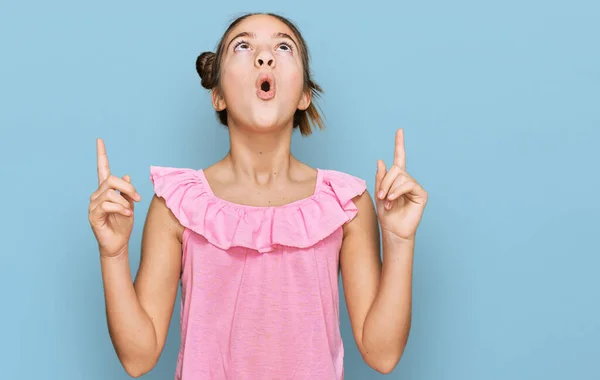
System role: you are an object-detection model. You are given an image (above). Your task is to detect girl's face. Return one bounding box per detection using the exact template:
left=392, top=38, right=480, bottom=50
left=213, top=14, right=311, bottom=132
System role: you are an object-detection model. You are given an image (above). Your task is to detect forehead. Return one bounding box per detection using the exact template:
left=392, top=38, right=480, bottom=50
left=226, top=14, right=298, bottom=40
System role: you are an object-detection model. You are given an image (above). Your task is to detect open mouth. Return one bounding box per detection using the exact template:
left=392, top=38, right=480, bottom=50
left=256, top=73, right=275, bottom=100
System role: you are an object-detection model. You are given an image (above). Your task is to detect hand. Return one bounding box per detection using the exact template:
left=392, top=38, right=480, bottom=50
left=88, top=138, right=141, bottom=257
left=375, top=128, right=428, bottom=242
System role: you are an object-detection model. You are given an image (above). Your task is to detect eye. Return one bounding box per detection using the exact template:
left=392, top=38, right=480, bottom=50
left=277, top=42, right=294, bottom=53
left=233, top=40, right=251, bottom=51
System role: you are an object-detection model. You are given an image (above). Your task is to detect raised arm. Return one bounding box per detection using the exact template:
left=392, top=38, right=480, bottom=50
left=340, top=128, right=428, bottom=374
left=89, top=139, right=183, bottom=377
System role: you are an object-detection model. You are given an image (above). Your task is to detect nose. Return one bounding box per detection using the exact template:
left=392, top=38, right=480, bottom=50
left=255, top=49, right=275, bottom=68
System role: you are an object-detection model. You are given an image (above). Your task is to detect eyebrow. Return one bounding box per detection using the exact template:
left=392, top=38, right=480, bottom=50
left=226, top=32, right=299, bottom=50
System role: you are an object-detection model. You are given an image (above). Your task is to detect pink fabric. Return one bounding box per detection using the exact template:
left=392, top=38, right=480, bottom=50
left=150, top=166, right=367, bottom=380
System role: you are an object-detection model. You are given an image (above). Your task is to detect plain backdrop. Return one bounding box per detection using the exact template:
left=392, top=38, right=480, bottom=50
left=1, top=0, right=598, bottom=379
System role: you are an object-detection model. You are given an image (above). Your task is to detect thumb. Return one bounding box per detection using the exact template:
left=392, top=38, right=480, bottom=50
left=122, top=174, right=135, bottom=209
left=375, top=160, right=386, bottom=199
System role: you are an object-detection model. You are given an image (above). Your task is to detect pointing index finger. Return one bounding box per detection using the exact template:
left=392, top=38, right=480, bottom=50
left=393, top=128, right=406, bottom=169
left=96, top=138, right=110, bottom=185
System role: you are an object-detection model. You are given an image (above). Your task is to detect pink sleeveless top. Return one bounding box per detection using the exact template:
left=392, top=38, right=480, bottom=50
left=150, top=166, right=367, bottom=380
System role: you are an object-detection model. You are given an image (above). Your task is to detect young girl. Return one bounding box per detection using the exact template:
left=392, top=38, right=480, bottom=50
left=88, top=12, right=427, bottom=379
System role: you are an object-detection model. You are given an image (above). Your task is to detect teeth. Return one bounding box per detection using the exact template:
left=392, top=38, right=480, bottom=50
left=261, top=81, right=270, bottom=92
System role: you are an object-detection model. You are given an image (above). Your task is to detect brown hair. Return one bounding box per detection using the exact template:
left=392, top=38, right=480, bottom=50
left=195, top=13, right=325, bottom=136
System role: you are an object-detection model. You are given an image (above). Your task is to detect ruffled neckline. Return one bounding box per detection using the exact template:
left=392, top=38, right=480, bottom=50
left=195, top=168, right=325, bottom=211
left=150, top=166, right=366, bottom=253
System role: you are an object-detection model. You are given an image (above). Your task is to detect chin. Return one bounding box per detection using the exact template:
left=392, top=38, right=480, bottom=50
left=228, top=98, right=296, bottom=133
left=245, top=111, right=290, bottom=132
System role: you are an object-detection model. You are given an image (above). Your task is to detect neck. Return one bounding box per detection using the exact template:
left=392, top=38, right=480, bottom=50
left=223, top=122, right=296, bottom=183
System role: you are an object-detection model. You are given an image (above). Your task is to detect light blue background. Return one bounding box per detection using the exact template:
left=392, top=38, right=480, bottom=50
left=1, top=0, right=598, bottom=379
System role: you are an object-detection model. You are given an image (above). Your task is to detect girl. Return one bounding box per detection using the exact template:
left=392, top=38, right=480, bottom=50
left=88, top=12, right=427, bottom=379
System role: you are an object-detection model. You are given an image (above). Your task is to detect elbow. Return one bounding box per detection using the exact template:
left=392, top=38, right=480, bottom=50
left=125, top=368, right=145, bottom=379
left=124, top=365, right=147, bottom=379
left=360, top=337, right=407, bottom=375
left=359, top=326, right=410, bottom=374
left=120, top=352, right=160, bottom=378
left=364, top=352, right=402, bottom=375
left=123, top=360, right=156, bottom=378
left=372, top=356, right=401, bottom=375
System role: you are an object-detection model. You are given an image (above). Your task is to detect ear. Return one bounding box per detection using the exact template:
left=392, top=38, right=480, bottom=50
left=297, top=88, right=311, bottom=111
left=211, top=88, right=226, bottom=111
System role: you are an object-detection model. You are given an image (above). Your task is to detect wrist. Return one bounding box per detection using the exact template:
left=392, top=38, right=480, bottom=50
left=381, top=230, right=415, bottom=259
left=382, top=229, right=415, bottom=247
left=100, top=244, right=129, bottom=261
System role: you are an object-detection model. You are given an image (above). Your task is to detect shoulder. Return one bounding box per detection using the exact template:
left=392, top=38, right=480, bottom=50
left=149, top=165, right=206, bottom=195
left=150, top=165, right=202, bottom=183
left=147, top=165, right=205, bottom=243
left=341, top=189, right=377, bottom=239
left=318, top=168, right=368, bottom=198
left=148, top=165, right=205, bottom=210
left=316, top=169, right=377, bottom=239
left=315, top=167, right=376, bottom=232
left=319, top=169, right=371, bottom=210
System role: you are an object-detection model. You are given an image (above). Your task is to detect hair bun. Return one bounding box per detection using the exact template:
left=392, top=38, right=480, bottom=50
left=196, top=51, right=216, bottom=89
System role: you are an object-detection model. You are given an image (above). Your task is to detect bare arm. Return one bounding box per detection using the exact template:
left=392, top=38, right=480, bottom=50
left=101, top=195, right=183, bottom=377
left=340, top=191, right=414, bottom=374
left=341, top=129, right=427, bottom=374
